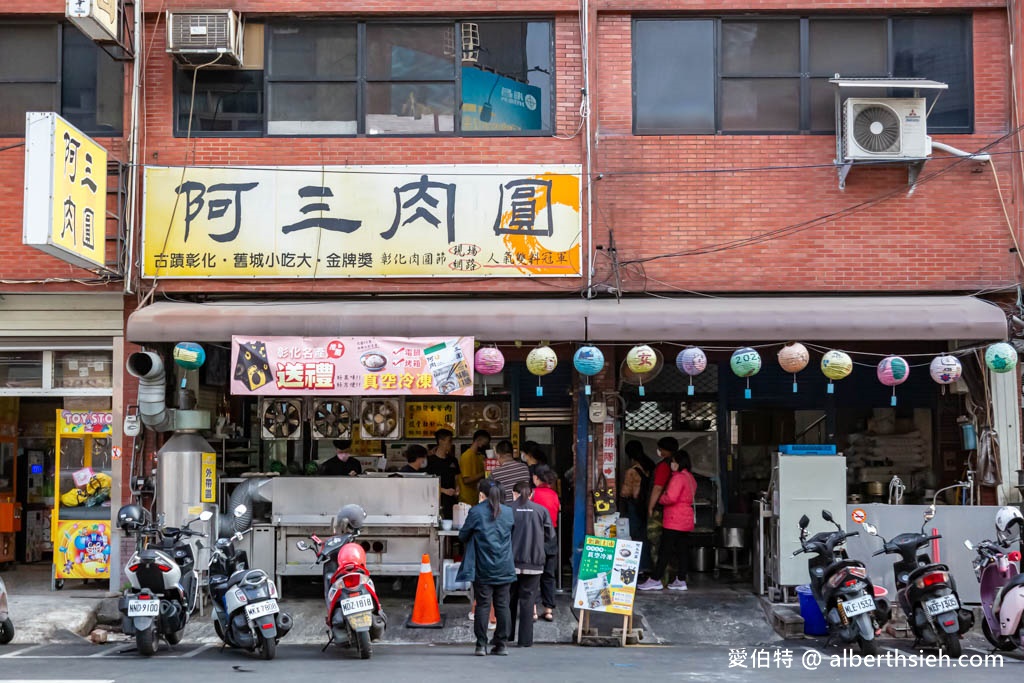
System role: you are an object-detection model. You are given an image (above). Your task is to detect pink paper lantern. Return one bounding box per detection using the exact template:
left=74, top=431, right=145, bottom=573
left=877, top=356, right=910, bottom=387
left=474, top=347, right=505, bottom=375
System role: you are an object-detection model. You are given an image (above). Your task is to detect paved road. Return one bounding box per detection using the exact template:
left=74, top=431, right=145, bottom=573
left=0, top=641, right=1018, bottom=682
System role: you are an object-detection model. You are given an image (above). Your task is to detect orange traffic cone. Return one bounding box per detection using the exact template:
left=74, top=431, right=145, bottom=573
left=406, top=554, right=445, bottom=629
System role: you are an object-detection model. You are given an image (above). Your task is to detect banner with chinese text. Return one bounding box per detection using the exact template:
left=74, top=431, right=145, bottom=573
left=231, top=336, right=474, bottom=396
left=143, top=164, right=581, bottom=278
left=404, top=402, right=457, bottom=439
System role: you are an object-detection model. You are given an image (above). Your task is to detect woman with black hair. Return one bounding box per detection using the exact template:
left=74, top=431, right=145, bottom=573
left=508, top=480, right=554, bottom=647
left=638, top=450, right=697, bottom=592
left=457, top=479, right=515, bottom=655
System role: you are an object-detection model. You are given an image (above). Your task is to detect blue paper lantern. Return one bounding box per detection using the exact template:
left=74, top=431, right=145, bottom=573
left=573, top=346, right=605, bottom=376
left=173, top=342, right=206, bottom=370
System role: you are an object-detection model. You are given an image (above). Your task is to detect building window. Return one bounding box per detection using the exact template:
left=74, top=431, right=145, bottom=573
left=180, top=19, right=552, bottom=137
left=0, top=23, right=123, bottom=137
left=175, top=69, right=264, bottom=135
left=633, top=15, right=972, bottom=135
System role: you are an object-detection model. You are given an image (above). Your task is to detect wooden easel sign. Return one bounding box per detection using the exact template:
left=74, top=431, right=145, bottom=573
left=573, top=535, right=642, bottom=646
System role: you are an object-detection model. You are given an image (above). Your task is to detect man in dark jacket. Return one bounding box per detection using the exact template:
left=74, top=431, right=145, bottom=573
left=508, top=481, right=555, bottom=647
left=457, top=479, right=515, bottom=655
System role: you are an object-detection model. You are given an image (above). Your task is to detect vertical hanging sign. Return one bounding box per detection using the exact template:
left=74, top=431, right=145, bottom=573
left=201, top=452, right=217, bottom=503
left=23, top=112, right=109, bottom=270
left=601, top=417, right=616, bottom=486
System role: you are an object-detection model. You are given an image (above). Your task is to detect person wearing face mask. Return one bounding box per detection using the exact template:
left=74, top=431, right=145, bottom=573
left=318, top=439, right=362, bottom=476
left=637, top=450, right=697, bottom=591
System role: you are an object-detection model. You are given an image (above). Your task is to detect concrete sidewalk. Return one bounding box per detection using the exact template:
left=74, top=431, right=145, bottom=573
left=0, top=563, right=114, bottom=644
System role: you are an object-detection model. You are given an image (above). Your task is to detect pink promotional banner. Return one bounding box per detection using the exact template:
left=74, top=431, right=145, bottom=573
left=231, top=336, right=475, bottom=396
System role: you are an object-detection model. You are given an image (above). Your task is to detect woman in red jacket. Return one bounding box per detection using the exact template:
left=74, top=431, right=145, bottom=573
left=530, top=466, right=561, bottom=621
left=638, top=450, right=696, bottom=591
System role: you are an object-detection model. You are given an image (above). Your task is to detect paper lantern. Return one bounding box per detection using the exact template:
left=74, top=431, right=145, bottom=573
left=730, top=348, right=762, bottom=378
left=676, top=347, right=707, bottom=376
left=877, top=356, right=910, bottom=386
left=777, top=343, right=809, bottom=374
left=526, top=346, right=558, bottom=376
left=172, top=342, right=205, bottom=370
left=474, top=347, right=505, bottom=375
left=573, top=346, right=605, bottom=376
left=985, top=342, right=1018, bottom=374
left=929, top=355, right=962, bottom=385
left=821, top=350, right=853, bottom=381
left=626, top=345, right=657, bottom=375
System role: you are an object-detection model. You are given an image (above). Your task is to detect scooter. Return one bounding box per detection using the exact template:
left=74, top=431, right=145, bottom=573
left=794, top=509, right=888, bottom=655
left=208, top=505, right=293, bottom=659
left=296, top=504, right=386, bottom=659
left=965, top=506, right=1024, bottom=651
left=0, top=575, right=12, bottom=644
left=862, top=484, right=973, bottom=657
left=117, top=504, right=211, bottom=656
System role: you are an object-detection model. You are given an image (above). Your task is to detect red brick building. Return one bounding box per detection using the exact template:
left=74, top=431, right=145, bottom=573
left=3, top=2, right=1023, bottom=585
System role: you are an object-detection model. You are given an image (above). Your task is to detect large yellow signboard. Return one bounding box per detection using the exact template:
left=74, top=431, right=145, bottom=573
left=142, top=164, right=582, bottom=278
left=23, top=112, right=108, bottom=270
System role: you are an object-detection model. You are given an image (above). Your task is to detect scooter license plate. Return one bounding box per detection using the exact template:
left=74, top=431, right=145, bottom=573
left=340, top=594, right=374, bottom=616
left=127, top=600, right=160, bottom=617
left=925, top=594, right=959, bottom=616
left=245, top=599, right=279, bottom=619
left=840, top=595, right=875, bottom=617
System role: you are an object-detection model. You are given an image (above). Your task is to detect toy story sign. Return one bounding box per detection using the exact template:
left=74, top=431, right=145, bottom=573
left=142, top=164, right=581, bottom=278
left=231, top=336, right=475, bottom=397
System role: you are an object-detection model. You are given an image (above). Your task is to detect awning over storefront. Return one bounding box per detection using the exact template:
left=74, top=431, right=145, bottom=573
left=126, top=295, right=1007, bottom=344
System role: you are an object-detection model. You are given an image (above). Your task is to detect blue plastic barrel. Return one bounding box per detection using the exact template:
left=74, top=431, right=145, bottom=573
left=796, top=585, right=828, bottom=636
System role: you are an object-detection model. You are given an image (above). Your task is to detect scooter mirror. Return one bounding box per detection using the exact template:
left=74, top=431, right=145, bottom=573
left=296, top=540, right=310, bottom=552
left=233, top=504, right=247, bottom=518
left=799, top=515, right=810, bottom=529
left=924, top=508, right=935, bottom=523
left=199, top=510, right=214, bottom=522
left=963, top=539, right=974, bottom=551
left=821, top=509, right=834, bottom=523
left=863, top=523, right=877, bottom=536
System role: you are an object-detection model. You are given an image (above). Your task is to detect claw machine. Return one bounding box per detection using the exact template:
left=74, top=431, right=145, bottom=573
left=51, top=410, right=113, bottom=589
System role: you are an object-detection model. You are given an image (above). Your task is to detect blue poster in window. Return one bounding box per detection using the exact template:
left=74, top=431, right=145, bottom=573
left=461, top=66, right=542, bottom=132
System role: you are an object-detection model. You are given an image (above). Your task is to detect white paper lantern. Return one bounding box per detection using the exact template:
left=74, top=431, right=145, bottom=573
left=929, top=355, right=962, bottom=385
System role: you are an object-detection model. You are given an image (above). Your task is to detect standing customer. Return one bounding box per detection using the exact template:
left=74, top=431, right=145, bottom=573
left=490, top=439, right=531, bottom=504
left=638, top=450, right=697, bottom=591
left=459, top=430, right=491, bottom=505
left=508, top=481, right=554, bottom=647
left=457, top=479, right=515, bottom=656
left=531, top=465, right=560, bottom=621
left=620, top=441, right=654, bottom=581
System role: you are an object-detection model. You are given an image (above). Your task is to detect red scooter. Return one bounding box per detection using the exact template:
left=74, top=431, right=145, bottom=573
left=296, top=504, right=386, bottom=659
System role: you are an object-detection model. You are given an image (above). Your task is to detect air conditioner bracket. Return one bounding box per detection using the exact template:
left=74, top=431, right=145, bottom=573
left=835, top=158, right=927, bottom=191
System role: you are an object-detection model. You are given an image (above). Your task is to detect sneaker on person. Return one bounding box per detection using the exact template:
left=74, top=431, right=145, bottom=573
left=636, top=578, right=663, bottom=591
left=668, top=579, right=688, bottom=591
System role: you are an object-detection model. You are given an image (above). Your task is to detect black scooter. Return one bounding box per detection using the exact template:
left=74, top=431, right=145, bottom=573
left=208, top=505, right=293, bottom=659
left=794, top=509, right=889, bottom=655
left=863, top=484, right=973, bottom=656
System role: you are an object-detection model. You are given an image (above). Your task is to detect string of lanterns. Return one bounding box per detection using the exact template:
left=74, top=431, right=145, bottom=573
left=476, top=340, right=1019, bottom=403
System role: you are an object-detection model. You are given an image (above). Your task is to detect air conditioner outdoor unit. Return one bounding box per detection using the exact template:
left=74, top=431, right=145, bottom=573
left=842, top=97, right=931, bottom=161
left=166, top=10, right=242, bottom=66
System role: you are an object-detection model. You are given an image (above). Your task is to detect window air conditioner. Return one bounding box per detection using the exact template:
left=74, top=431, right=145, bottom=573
left=166, top=10, right=242, bottom=66
left=842, top=97, right=931, bottom=161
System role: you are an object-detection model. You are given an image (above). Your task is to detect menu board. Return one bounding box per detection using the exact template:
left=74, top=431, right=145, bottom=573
left=404, top=401, right=457, bottom=439
left=573, top=535, right=642, bottom=616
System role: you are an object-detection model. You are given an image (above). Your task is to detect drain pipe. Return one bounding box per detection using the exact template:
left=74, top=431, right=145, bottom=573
left=126, top=351, right=173, bottom=432
left=933, top=140, right=991, bottom=163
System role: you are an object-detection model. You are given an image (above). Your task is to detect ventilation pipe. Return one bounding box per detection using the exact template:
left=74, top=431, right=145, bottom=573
left=126, top=351, right=173, bottom=432
left=932, top=140, right=991, bottom=163
left=219, top=477, right=274, bottom=536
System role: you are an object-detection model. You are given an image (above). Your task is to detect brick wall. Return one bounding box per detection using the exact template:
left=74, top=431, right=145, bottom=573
left=0, top=2, right=1017, bottom=297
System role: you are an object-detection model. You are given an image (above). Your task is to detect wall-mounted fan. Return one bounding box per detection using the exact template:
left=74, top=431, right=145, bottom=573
left=359, top=398, right=403, bottom=440
left=260, top=398, right=304, bottom=440
left=309, top=398, right=351, bottom=440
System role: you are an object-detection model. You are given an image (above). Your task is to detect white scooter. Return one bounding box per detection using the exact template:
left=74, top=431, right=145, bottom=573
left=0, top=575, right=12, bottom=644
